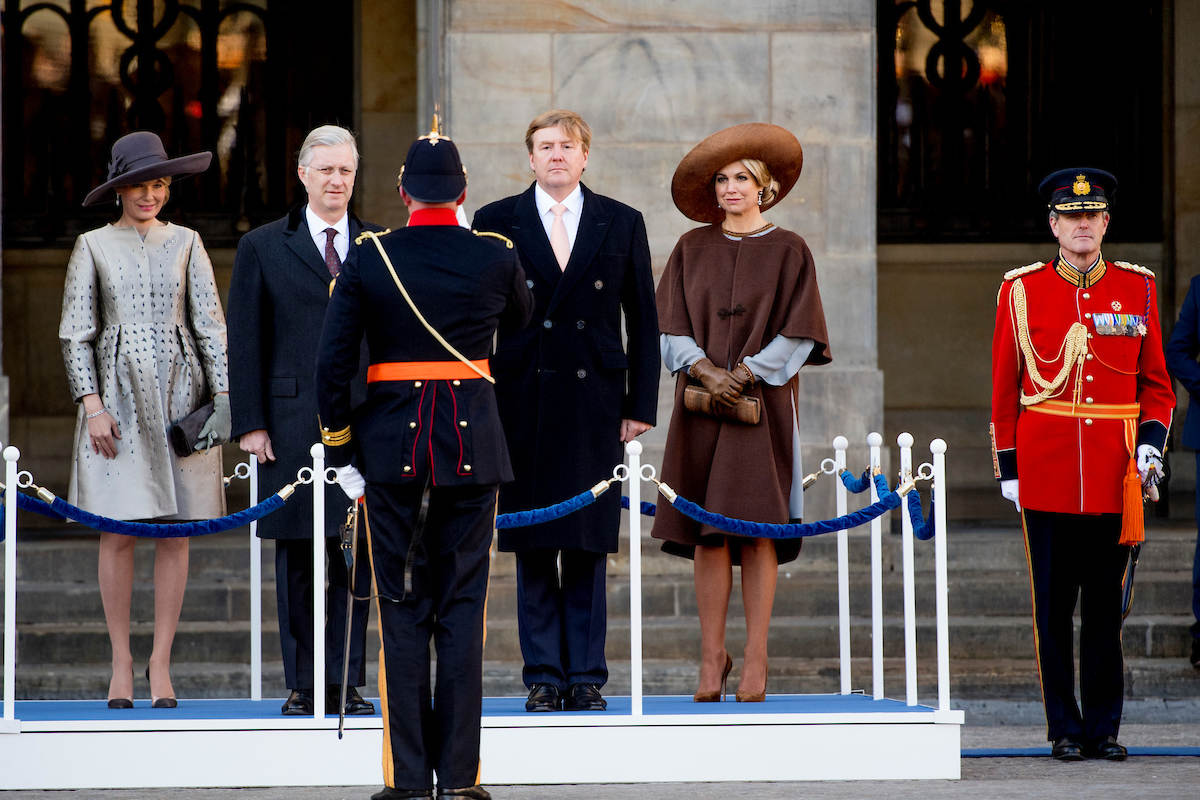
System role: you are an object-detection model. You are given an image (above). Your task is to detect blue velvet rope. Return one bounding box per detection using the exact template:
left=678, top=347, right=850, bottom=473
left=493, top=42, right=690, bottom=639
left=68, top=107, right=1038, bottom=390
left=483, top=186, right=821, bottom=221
left=1, top=490, right=67, bottom=540
left=905, top=489, right=936, bottom=540
left=42, top=493, right=287, bottom=538
left=872, top=472, right=891, bottom=498
left=840, top=468, right=871, bottom=493
left=620, top=496, right=657, bottom=517
left=666, top=487, right=901, bottom=540
left=495, top=487, right=601, bottom=529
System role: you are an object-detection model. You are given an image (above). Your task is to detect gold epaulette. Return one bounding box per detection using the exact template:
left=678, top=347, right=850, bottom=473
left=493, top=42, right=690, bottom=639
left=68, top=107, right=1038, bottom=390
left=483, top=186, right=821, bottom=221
left=1003, top=261, right=1046, bottom=281
left=1113, top=260, right=1155, bottom=278
left=320, top=424, right=352, bottom=447
left=354, top=228, right=392, bottom=245
left=472, top=230, right=514, bottom=249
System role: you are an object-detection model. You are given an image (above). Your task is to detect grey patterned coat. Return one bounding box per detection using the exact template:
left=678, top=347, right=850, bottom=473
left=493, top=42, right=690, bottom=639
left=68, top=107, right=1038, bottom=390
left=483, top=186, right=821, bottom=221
left=59, top=222, right=229, bottom=521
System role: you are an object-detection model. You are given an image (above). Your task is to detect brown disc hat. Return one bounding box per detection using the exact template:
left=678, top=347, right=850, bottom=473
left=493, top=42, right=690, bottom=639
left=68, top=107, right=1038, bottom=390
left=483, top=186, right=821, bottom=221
left=671, top=122, right=803, bottom=224
left=83, top=131, right=212, bottom=207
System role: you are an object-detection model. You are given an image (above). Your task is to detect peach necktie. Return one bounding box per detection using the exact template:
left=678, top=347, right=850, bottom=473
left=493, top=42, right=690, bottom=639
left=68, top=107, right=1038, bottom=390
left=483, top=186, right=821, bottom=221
left=549, top=203, right=570, bottom=270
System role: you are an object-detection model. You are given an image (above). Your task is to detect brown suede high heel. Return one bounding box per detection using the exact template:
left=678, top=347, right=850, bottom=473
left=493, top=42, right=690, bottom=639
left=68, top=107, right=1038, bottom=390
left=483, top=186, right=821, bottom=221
left=693, top=651, right=733, bottom=702
left=735, top=663, right=767, bottom=703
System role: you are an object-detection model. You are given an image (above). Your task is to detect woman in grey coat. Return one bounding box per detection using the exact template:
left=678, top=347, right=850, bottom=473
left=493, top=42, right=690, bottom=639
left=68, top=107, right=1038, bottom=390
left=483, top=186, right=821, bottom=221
left=59, top=132, right=230, bottom=708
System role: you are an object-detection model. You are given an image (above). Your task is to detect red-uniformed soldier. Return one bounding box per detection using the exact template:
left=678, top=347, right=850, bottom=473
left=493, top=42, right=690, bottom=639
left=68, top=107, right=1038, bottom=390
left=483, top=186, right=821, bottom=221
left=990, top=167, right=1174, bottom=762
left=316, top=121, right=533, bottom=800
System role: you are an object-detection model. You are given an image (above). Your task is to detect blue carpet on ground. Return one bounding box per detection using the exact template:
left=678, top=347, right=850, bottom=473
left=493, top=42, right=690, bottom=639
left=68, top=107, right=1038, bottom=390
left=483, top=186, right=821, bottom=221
left=13, top=693, right=933, bottom=722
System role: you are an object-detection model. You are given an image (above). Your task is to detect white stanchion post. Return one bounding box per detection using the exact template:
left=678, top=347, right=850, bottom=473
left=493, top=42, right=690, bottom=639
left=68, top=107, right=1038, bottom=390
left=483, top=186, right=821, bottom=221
left=897, top=433, right=918, bottom=706
left=311, top=443, right=326, bottom=720
left=868, top=432, right=884, bottom=701
left=833, top=435, right=851, bottom=695
left=2, top=446, right=19, bottom=731
left=931, top=439, right=951, bottom=712
left=249, top=458, right=262, bottom=702
left=626, top=441, right=644, bottom=717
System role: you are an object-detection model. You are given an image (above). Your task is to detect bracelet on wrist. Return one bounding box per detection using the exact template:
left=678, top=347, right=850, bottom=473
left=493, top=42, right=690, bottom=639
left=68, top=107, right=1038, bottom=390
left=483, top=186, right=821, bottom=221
left=86, top=407, right=107, bottom=420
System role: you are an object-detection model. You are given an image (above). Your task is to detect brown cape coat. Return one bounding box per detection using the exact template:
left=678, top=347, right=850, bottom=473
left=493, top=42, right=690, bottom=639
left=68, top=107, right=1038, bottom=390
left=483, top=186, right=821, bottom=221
left=652, top=225, right=830, bottom=563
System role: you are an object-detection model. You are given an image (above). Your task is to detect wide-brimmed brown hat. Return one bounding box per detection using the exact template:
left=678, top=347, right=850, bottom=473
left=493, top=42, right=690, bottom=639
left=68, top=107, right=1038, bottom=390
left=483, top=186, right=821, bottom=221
left=83, top=131, right=212, bottom=207
left=671, top=123, right=803, bottom=223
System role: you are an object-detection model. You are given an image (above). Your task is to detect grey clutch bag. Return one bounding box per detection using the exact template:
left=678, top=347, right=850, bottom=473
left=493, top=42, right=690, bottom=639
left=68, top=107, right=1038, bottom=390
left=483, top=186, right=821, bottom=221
left=169, top=401, right=215, bottom=457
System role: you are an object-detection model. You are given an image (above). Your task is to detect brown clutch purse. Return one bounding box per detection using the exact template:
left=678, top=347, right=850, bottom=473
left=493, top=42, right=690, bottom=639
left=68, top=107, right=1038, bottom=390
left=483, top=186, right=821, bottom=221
left=683, top=384, right=761, bottom=425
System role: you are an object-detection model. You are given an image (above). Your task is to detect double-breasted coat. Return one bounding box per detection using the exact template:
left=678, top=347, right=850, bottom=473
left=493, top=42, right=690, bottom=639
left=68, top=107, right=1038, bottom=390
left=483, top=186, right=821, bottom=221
left=472, top=183, right=659, bottom=553
left=227, top=205, right=383, bottom=539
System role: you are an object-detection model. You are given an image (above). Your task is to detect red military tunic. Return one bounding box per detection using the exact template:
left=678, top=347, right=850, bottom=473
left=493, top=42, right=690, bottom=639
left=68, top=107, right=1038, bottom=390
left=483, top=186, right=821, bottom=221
left=990, top=256, right=1175, bottom=514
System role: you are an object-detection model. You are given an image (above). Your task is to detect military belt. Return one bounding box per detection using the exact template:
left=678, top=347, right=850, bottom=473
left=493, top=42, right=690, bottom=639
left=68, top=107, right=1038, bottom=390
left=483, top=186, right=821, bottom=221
left=367, top=359, right=492, bottom=382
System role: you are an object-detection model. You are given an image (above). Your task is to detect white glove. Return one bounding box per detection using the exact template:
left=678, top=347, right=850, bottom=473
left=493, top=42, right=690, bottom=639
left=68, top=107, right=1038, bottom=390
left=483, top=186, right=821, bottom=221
left=1136, top=444, right=1164, bottom=483
left=1000, top=478, right=1021, bottom=512
left=333, top=464, right=365, bottom=501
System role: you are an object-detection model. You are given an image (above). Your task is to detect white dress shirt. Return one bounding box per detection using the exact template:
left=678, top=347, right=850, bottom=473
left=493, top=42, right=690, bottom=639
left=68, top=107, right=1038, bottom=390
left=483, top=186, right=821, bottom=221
left=534, top=182, right=584, bottom=252
left=305, top=206, right=349, bottom=265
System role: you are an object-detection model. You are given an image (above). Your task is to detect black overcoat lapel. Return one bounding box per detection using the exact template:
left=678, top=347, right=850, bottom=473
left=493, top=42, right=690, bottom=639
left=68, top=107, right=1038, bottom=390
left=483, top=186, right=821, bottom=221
left=549, top=184, right=611, bottom=315
left=511, top=186, right=564, bottom=289
left=282, top=205, right=337, bottom=287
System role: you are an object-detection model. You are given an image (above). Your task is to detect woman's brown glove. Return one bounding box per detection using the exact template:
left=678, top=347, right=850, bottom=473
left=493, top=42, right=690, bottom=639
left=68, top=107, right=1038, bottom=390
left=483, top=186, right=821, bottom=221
left=689, top=357, right=745, bottom=407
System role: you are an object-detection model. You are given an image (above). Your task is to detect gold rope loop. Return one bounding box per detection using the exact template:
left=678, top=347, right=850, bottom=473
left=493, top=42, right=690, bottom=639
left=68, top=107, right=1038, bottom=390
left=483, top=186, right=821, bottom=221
left=1011, top=277, right=1089, bottom=406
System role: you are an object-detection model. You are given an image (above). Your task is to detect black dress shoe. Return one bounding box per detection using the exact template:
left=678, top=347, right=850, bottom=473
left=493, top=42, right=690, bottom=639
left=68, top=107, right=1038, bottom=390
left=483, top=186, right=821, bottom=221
left=370, top=788, right=432, bottom=799
left=562, top=683, right=606, bottom=711
left=1085, top=736, right=1128, bottom=761
left=280, top=689, right=314, bottom=716
left=525, top=683, right=561, bottom=712
left=326, top=685, right=375, bottom=715
left=437, top=786, right=491, bottom=799
left=1051, top=737, right=1084, bottom=761
left=1190, top=637, right=1200, bottom=670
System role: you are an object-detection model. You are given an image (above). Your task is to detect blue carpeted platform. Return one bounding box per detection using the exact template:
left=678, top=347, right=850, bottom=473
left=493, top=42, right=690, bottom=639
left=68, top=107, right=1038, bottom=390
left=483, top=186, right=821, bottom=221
left=13, top=692, right=934, bottom=723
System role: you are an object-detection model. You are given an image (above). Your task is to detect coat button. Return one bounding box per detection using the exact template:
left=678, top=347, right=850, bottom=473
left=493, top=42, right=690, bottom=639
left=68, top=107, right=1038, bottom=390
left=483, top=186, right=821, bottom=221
left=594, top=280, right=604, bottom=290
left=1084, top=419, right=1093, bottom=426
left=543, top=320, right=553, bottom=329
left=452, top=379, right=461, bottom=386
left=527, top=279, right=535, bottom=289
left=1085, top=397, right=1094, bottom=404
left=459, top=420, right=468, bottom=427
left=409, top=421, right=417, bottom=429
left=576, top=369, right=587, bottom=379
left=1087, top=333, right=1093, bottom=339
left=1082, top=292, right=1091, bottom=299
left=1085, top=375, right=1094, bottom=382
left=576, top=320, right=586, bottom=330
left=1086, top=353, right=1094, bottom=360
left=463, top=464, right=472, bottom=471
left=414, top=381, right=423, bottom=387
left=403, top=465, right=412, bottom=472
left=1084, top=312, right=1092, bottom=319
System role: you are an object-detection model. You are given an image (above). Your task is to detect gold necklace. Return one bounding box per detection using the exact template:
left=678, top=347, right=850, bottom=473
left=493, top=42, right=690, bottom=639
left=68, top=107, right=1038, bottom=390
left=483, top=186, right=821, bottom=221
left=721, top=222, right=774, bottom=238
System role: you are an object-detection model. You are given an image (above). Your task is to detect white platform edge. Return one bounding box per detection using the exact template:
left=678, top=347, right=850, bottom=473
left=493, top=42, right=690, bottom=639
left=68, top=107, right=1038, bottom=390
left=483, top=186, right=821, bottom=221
left=0, top=708, right=964, bottom=789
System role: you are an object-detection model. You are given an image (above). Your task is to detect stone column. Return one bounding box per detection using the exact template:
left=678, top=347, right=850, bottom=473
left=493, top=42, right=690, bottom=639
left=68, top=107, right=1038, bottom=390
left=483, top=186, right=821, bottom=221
left=444, top=1, right=883, bottom=504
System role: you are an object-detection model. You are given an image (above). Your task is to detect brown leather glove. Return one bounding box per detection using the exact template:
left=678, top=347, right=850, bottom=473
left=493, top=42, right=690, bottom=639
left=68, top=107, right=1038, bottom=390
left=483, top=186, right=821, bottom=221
left=689, top=357, right=745, bottom=407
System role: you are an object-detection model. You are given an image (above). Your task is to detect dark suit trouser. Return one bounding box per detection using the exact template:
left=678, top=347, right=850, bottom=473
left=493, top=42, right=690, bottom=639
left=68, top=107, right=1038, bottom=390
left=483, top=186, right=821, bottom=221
left=1022, top=509, right=1128, bottom=744
left=364, top=481, right=495, bottom=791
left=515, top=548, right=608, bottom=689
left=274, top=530, right=371, bottom=691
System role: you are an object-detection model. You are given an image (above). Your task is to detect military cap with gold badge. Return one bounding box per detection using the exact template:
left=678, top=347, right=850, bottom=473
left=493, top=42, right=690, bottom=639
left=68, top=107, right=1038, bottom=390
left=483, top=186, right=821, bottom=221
left=1037, top=167, right=1117, bottom=213
left=396, top=115, right=468, bottom=203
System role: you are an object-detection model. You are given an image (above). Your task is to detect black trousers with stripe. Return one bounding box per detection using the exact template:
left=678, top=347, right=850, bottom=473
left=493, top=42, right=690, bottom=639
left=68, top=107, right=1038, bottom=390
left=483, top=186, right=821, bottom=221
left=1022, top=509, right=1128, bottom=744
left=364, top=480, right=496, bottom=791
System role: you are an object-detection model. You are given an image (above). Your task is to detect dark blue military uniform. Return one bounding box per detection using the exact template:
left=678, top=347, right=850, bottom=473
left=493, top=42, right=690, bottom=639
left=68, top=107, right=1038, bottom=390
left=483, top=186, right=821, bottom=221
left=316, top=181, right=532, bottom=794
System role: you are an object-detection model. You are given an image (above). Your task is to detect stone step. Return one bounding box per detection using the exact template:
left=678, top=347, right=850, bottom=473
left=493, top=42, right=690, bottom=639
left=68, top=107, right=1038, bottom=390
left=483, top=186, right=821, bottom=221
left=6, top=613, right=1194, bottom=666
left=9, top=656, right=1198, bottom=704
left=7, top=562, right=1194, bottom=625
left=5, top=524, right=1196, bottom=584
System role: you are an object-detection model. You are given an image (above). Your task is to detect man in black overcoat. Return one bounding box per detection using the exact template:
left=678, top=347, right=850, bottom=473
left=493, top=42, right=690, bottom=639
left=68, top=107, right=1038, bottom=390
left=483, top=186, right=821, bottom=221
left=317, top=125, right=532, bottom=800
left=472, top=109, right=659, bottom=713
left=227, top=125, right=384, bottom=716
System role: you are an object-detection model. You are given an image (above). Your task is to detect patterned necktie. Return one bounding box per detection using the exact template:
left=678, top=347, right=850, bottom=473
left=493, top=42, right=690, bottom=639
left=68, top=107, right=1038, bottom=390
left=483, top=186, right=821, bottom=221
left=323, top=227, right=341, bottom=277
left=549, top=204, right=570, bottom=271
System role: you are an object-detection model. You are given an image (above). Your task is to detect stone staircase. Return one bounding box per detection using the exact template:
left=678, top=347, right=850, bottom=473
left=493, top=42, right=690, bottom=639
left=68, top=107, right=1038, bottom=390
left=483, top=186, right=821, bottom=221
left=2, top=512, right=1197, bottom=705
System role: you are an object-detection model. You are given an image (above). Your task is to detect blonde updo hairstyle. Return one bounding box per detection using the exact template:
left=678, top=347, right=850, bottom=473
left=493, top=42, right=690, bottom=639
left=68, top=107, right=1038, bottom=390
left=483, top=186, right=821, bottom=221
left=738, top=158, right=780, bottom=206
